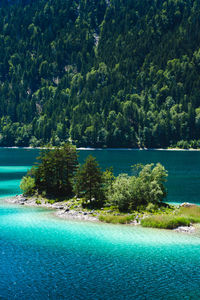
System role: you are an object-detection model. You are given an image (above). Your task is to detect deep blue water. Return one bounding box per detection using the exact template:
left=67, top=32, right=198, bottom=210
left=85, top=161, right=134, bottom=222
left=1, top=148, right=200, bottom=299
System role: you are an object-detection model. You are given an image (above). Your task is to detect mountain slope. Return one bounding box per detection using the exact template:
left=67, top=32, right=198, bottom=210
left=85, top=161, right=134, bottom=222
left=0, top=0, right=200, bottom=148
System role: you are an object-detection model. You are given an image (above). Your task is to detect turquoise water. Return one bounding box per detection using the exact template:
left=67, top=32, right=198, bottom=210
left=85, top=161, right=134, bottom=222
left=1, top=148, right=200, bottom=299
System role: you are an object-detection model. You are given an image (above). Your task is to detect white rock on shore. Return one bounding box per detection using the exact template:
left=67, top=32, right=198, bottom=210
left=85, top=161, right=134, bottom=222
left=173, top=226, right=195, bottom=233
left=180, top=202, right=197, bottom=207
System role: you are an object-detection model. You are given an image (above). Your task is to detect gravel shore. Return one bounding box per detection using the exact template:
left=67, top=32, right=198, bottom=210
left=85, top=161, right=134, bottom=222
left=6, top=195, right=99, bottom=222
left=5, top=195, right=197, bottom=233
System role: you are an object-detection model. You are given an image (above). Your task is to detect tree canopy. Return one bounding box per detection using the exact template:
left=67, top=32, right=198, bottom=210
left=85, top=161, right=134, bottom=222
left=1, top=0, right=200, bottom=148
left=21, top=148, right=168, bottom=211
left=21, top=143, right=78, bottom=196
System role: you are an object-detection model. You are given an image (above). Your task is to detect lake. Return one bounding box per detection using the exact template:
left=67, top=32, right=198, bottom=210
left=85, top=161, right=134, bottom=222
left=1, top=148, right=200, bottom=299
left=1, top=148, right=200, bottom=203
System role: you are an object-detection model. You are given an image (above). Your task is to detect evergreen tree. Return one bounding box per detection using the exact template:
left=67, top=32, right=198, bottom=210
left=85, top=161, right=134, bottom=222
left=34, top=143, right=78, bottom=196
left=75, top=155, right=104, bottom=206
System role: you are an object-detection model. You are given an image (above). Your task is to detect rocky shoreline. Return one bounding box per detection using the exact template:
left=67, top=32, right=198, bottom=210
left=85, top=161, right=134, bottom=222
left=5, top=195, right=197, bottom=233
left=6, top=195, right=99, bottom=222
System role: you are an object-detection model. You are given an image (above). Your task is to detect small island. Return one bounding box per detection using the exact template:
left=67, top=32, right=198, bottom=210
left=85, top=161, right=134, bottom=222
left=8, top=143, right=200, bottom=232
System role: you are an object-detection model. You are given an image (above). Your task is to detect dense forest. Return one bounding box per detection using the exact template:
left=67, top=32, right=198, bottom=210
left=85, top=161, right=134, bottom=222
left=0, top=0, right=200, bottom=148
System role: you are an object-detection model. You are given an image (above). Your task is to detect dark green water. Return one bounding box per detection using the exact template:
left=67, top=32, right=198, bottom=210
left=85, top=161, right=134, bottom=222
left=1, top=148, right=200, bottom=299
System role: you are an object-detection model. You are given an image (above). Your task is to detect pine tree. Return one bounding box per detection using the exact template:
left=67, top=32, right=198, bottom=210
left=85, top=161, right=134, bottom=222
left=35, top=143, right=78, bottom=197
left=75, top=155, right=104, bottom=206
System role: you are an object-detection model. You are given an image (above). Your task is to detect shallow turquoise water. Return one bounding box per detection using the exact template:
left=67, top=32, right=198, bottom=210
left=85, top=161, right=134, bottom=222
left=1, top=203, right=200, bottom=299
left=1, top=148, right=200, bottom=299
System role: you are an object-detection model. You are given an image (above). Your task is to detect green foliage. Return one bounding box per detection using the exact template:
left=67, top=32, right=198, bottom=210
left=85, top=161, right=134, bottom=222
left=99, top=214, right=134, bottom=224
left=107, top=163, right=168, bottom=212
left=141, top=205, right=200, bottom=229
left=178, top=206, right=200, bottom=223
left=35, top=200, right=41, bottom=205
left=75, top=155, right=104, bottom=206
left=34, top=143, right=78, bottom=196
left=146, top=202, right=158, bottom=213
left=102, top=167, right=115, bottom=194
left=106, top=174, right=133, bottom=212
left=141, top=215, right=191, bottom=229
left=0, top=1, right=200, bottom=148
left=20, top=176, right=35, bottom=196
left=48, top=200, right=55, bottom=205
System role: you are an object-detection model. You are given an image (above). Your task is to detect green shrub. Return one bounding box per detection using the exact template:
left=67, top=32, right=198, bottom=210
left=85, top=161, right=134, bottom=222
left=20, top=176, right=35, bottom=196
left=106, top=174, right=133, bottom=212
left=41, top=191, right=46, bottom=197
left=106, top=163, right=168, bottom=212
left=141, top=215, right=191, bottom=229
left=146, top=203, right=157, bottom=212
left=36, top=200, right=41, bottom=205
left=48, top=200, right=55, bottom=205
left=178, top=206, right=200, bottom=223
left=99, top=214, right=134, bottom=224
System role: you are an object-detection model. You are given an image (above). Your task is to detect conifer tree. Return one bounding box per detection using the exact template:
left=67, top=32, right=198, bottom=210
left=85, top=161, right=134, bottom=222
left=75, top=155, right=104, bottom=206
left=34, top=143, right=78, bottom=196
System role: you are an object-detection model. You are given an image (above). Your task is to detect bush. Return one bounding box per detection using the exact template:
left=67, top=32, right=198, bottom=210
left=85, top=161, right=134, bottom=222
left=106, top=163, right=168, bottom=212
left=178, top=206, right=200, bottom=223
left=36, top=200, right=41, bottom=205
left=146, top=202, right=157, bottom=212
left=20, top=176, right=35, bottom=196
left=106, top=174, right=133, bottom=211
left=99, top=214, right=134, bottom=224
left=48, top=200, right=55, bottom=205
left=141, top=215, right=190, bottom=229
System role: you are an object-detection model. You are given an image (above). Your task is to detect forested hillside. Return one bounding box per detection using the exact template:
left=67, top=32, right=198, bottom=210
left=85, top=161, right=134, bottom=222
left=1, top=0, right=200, bottom=148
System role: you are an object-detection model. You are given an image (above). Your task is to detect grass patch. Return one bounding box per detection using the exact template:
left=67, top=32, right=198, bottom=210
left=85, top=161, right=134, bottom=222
left=141, top=215, right=190, bottom=229
left=178, top=206, right=200, bottom=223
left=141, top=205, right=200, bottom=229
left=99, top=214, right=134, bottom=224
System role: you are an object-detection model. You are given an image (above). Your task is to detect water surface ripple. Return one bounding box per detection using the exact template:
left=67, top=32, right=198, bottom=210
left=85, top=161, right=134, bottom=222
left=1, top=149, right=200, bottom=299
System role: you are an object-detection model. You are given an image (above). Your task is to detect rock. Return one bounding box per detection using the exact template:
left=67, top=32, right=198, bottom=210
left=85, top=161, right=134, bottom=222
left=20, top=197, right=26, bottom=202
left=65, top=208, right=70, bottom=212
left=83, top=212, right=87, bottom=215
left=180, top=202, right=197, bottom=207
left=131, top=220, right=139, bottom=226
left=174, top=226, right=195, bottom=233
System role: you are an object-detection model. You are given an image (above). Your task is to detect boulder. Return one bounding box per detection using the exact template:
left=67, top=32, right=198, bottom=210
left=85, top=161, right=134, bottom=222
left=174, top=226, right=195, bottom=233
left=180, top=202, right=197, bottom=207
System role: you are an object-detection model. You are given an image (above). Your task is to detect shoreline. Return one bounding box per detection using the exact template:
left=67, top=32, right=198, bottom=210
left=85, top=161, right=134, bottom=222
left=1, top=146, right=200, bottom=151
left=5, top=195, right=196, bottom=233
left=5, top=195, right=101, bottom=223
